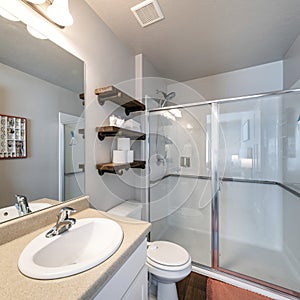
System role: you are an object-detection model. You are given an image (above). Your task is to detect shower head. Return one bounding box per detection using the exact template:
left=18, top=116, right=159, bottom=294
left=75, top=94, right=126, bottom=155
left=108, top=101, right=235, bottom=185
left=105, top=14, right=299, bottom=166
left=156, top=90, right=176, bottom=101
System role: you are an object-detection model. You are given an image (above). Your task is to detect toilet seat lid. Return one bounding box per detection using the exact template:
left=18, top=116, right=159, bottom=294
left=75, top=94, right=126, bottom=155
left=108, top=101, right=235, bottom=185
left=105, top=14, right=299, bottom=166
left=147, top=241, right=190, bottom=267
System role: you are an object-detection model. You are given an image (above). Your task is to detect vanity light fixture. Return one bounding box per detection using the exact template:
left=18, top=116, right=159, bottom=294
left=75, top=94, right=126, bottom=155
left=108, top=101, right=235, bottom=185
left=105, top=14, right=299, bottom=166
left=27, top=0, right=46, bottom=4
left=22, top=0, right=73, bottom=28
left=46, top=0, right=73, bottom=26
left=1, top=0, right=73, bottom=40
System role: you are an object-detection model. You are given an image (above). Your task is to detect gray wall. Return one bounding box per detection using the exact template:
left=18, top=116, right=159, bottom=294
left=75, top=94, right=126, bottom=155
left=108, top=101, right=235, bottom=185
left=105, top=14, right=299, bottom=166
left=142, top=54, right=168, bottom=100
left=56, top=0, right=137, bottom=211
left=168, top=61, right=283, bottom=104
left=283, top=33, right=300, bottom=89
left=1, top=0, right=141, bottom=212
left=0, top=63, right=83, bottom=207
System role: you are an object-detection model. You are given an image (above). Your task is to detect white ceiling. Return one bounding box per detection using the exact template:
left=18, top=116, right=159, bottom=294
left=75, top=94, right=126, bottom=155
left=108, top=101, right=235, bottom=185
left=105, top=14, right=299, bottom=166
left=85, top=0, right=300, bottom=82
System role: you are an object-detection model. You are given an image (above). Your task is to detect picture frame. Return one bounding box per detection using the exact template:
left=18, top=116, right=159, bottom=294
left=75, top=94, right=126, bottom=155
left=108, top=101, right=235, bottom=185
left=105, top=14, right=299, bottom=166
left=0, top=114, right=27, bottom=159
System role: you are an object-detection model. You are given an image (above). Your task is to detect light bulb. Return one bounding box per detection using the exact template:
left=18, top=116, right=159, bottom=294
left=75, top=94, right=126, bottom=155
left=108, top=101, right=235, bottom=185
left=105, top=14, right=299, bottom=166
left=26, top=0, right=46, bottom=4
left=46, top=0, right=73, bottom=27
left=26, top=24, right=47, bottom=40
left=0, top=7, right=20, bottom=22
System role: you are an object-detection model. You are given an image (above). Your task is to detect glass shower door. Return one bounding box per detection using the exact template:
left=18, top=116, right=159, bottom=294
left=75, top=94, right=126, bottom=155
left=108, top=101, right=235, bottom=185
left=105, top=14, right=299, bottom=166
left=148, top=90, right=300, bottom=297
left=217, top=94, right=300, bottom=295
left=149, top=104, right=212, bottom=267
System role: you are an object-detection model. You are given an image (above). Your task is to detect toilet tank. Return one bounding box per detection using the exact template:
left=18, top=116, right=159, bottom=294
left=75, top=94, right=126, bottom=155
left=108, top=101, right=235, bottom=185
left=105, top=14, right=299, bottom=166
left=108, top=200, right=142, bottom=220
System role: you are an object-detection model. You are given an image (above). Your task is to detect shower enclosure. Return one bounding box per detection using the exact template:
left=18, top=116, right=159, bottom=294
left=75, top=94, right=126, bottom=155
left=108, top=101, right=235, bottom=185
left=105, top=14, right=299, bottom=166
left=147, top=89, right=300, bottom=298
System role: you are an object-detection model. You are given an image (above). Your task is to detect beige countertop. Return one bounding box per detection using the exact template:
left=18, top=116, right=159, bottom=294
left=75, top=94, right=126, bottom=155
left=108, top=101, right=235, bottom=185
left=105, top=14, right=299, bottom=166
left=0, top=197, right=151, bottom=300
left=32, top=198, right=60, bottom=205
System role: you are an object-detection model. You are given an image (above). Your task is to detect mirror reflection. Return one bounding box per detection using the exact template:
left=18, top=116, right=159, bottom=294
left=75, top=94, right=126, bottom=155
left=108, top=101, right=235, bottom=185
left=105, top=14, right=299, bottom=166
left=0, top=17, right=85, bottom=223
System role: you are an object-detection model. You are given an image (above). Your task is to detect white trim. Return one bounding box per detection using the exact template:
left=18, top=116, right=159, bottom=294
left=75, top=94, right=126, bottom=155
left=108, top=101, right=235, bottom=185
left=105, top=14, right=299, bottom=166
left=135, top=53, right=143, bottom=100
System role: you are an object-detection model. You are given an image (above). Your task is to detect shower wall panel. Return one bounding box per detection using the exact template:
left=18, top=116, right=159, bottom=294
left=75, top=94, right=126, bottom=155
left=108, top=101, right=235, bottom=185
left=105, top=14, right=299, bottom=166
left=282, top=189, right=300, bottom=277
left=219, top=182, right=283, bottom=250
left=218, top=97, right=282, bottom=182
left=282, top=93, right=300, bottom=190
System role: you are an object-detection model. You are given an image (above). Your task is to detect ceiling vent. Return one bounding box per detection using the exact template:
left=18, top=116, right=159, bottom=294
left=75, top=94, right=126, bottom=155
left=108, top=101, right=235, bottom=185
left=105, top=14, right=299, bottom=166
left=131, top=0, right=164, bottom=28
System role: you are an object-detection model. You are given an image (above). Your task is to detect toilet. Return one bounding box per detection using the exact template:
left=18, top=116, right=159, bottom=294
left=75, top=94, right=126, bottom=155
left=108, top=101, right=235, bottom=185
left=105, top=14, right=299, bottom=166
left=108, top=200, right=192, bottom=300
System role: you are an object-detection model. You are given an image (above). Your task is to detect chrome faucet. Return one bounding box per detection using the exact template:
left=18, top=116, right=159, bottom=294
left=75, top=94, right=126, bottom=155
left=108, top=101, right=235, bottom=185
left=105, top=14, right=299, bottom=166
left=45, top=207, right=76, bottom=238
left=15, top=195, right=31, bottom=216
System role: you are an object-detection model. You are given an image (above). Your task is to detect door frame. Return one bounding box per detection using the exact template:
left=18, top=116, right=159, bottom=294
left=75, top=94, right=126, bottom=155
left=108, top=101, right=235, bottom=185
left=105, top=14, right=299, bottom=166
left=58, top=112, right=83, bottom=201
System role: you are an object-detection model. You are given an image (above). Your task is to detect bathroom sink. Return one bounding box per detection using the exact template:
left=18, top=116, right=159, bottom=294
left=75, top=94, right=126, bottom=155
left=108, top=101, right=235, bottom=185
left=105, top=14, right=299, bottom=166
left=0, top=202, right=51, bottom=222
left=18, top=218, right=123, bottom=279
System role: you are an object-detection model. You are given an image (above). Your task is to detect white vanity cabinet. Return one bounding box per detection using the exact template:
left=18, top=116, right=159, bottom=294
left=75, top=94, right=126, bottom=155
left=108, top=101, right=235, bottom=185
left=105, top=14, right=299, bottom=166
left=93, top=239, right=148, bottom=300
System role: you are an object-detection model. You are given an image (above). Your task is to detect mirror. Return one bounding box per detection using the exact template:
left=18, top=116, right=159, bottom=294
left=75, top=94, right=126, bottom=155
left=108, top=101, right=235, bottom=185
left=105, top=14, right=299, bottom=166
left=0, top=17, right=85, bottom=223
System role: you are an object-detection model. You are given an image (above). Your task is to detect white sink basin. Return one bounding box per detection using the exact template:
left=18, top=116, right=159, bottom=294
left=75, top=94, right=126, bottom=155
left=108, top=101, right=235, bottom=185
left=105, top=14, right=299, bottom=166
left=18, top=218, right=123, bottom=279
left=0, top=202, right=51, bottom=222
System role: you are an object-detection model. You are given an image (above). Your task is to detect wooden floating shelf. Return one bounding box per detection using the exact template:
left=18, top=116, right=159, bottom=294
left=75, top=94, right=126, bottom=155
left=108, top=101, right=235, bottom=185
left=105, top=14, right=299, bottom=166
left=96, top=160, right=146, bottom=176
left=95, top=85, right=145, bottom=115
left=96, top=126, right=145, bottom=141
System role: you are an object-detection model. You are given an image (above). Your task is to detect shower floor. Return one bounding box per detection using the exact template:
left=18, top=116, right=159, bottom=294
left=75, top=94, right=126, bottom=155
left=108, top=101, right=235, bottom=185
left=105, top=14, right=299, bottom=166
left=155, top=224, right=300, bottom=294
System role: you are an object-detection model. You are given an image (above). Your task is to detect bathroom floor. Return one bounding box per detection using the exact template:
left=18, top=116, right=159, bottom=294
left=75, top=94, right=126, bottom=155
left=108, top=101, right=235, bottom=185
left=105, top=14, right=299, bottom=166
left=177, top=272, right=207, bottom=300
left=176, top=272, right=272, bottom=300
left=157, top=224, right=300, bottom=294
left=149, top=272, right=207, bottom=300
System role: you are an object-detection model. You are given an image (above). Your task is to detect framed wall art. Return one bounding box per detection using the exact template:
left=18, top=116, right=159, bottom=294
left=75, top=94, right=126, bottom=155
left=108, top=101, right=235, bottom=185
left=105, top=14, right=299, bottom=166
left=0, top=114, right=27, bottom=159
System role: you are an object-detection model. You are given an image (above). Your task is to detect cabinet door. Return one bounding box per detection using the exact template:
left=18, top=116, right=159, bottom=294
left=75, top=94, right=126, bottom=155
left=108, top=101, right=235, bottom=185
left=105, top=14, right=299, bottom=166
left=93, top=239, right=147, bottom=300
left=122, top=265, right=148, bottom=300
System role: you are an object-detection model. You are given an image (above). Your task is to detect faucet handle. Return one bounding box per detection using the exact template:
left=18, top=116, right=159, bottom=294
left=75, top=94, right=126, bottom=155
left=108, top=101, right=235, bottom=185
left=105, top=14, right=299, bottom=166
left=46, top=207, right=76, bottom=238
left=60, top=206, right=76, bottom=213
left=58, top=207, right=76, bottom=221
left=15, top=194, right=28, bottom=204
left=15, top=194, right=31, bottom=214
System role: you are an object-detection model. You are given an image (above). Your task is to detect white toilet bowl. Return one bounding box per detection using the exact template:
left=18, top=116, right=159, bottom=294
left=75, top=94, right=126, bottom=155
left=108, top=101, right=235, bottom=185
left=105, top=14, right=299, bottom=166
left=107, top=201, right=192, bottom=300
left=147, top=241, right=192, bottom=300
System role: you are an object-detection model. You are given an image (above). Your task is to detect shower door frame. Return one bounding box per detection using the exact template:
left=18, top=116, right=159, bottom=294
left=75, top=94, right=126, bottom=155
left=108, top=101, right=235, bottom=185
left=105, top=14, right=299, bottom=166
left=148, top=88, right=300, bottom=299
left=211, top=103, right=219, bottom=270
